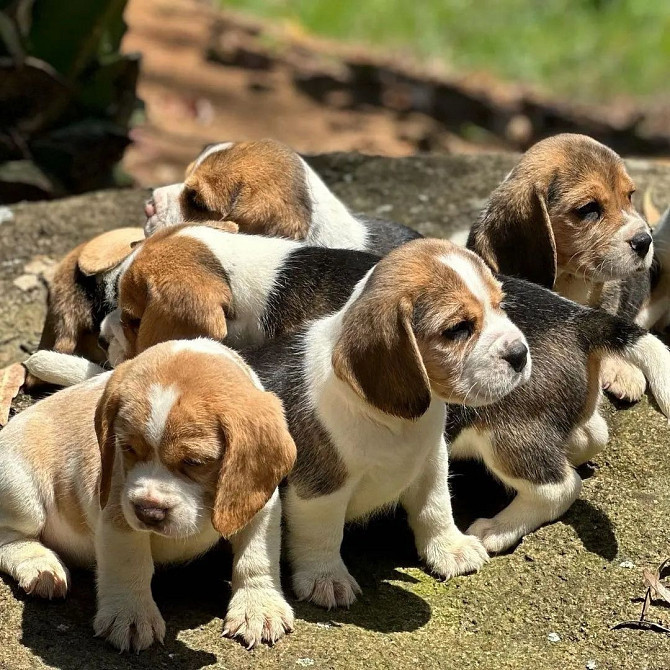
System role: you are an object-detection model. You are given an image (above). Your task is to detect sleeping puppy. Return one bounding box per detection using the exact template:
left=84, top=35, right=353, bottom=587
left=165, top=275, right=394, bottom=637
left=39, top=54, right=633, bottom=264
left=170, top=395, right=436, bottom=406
left=29, top=233, right=670, bottom=560
left=0, top=339, right=296, bottom=651
left=23, top=227, right=145, bottom=392
left=466, top=133, right=669, bottom=402
left=144, top=138, right=421, bottom=253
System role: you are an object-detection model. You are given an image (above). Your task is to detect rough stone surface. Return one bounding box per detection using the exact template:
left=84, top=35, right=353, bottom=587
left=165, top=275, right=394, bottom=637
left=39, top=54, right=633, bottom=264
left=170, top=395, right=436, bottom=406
left=0, top=153, right=669, bottom=669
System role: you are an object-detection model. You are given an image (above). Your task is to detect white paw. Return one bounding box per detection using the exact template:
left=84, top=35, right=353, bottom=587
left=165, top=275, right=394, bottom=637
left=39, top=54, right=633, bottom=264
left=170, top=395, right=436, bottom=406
left=223, top=586, right=294, bottom=649
left=423, top=531, right=489, bottom=579
left=293, top=560, right=362, bottom=609
left=16, top=553, right=70, bottom=599
left=94, top=594, right=166, bottom=652
left=467, top=517, right=523, bottom=554
left=601, top=358, right=646, bottom=402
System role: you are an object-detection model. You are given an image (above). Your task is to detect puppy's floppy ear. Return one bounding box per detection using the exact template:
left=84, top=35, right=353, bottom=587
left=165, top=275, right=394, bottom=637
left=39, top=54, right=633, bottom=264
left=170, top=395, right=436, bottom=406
left=468, top=183, right=557, bottom=288
left=332, top=288, right=431, bottom=420
left=94, top=364, right=129, bottom=509
left=78, top=227, right=145, bottom=276
left=212, top=392, right=296, bottom=537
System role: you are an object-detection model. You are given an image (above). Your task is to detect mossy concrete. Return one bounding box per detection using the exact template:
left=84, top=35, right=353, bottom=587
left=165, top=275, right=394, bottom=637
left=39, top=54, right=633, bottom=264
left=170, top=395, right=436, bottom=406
left=0, top=153, right=669, bottom=669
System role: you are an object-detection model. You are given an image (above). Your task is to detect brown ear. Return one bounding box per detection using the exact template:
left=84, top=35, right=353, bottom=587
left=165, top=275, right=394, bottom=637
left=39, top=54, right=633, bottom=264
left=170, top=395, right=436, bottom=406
left=212, top=392, right=296, bottom=537
left=467, top=183, right=557, bottom=288
left=94, top=366, right=128, bottom=508
left=332, top=291, right=431, bottom=420
left=78, top=228, right=145, bottom=276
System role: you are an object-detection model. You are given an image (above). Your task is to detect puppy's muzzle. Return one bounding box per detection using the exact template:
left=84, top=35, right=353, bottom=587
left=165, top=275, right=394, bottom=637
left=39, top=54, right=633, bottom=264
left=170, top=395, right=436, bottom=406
left=134, top=502, right=170, bottom=527
left=144, top=199, right=156, bottom=219
left=501, top=340, right=528, bottom=373
left=629, top=232, right=652, bottom=259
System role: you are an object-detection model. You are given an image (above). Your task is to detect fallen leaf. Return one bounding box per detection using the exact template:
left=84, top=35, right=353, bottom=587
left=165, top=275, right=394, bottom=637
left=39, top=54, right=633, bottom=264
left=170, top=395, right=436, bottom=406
left=0, top=363, right=26, bottom=426
left=644, top=568, right=670, bottom=607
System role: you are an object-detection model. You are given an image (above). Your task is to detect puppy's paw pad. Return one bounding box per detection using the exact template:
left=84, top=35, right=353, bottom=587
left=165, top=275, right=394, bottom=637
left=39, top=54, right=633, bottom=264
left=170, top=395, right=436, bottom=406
left=601, top=359, right=646, bottom=402
left=425, top=532, right=489, bottom=580
left=16, top=554, right=70, bottom=599
left=94, top=597, right=166, bottom=652
left=467, top=517, right=519, bottom=554
left=223, top=587, right=294, bottom=649
left=293, top=564, right=361, bottom=609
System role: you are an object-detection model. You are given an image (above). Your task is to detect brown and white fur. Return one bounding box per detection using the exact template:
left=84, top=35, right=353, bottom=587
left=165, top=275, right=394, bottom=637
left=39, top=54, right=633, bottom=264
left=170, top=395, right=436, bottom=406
left=0, top=339, right=296, bottom=651
left=467, top=133, right=666, bottom=403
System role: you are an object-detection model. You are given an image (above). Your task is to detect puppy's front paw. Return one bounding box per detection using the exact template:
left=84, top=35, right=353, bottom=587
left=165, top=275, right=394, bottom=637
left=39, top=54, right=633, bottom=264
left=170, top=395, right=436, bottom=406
left=16, top=553, right=70, bottom=599
left=423, top=531, right=489, bottom=580
left=94, top=595, right=166, bottom=652
left=601, top=358, right=646, bottom=403
left=223, top=586, right=294, bottom=649
left=293, top=561, right=362, bottom=609
left=467, top=517, right=521, bottom=554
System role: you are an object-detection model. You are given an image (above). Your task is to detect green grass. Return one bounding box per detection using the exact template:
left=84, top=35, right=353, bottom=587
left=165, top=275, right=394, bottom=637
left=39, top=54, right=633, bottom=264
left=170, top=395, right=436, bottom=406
left=222, top=0, right=670, bottom=102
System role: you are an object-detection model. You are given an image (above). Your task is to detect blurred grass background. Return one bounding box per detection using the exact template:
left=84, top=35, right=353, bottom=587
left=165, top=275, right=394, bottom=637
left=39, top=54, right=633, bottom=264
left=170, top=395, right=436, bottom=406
left=223, top=0, right=670, bottom=102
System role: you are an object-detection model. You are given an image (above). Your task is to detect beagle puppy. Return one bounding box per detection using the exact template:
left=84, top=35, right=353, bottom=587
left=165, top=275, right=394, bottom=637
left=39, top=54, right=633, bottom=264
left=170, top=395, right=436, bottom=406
left=35, top=233, right=670, bottom=568
left=23, top=227, right=145, bottom=392
left=144, top=139, right=421, bottom=253
left=0, top=339, right=296, bottom=651
left=466, top=133, right=669, bottom=402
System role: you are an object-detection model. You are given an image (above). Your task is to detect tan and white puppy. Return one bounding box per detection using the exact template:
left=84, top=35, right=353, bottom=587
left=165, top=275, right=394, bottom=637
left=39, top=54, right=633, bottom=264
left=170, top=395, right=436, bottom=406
left=144, top=139, right=420, bottom=253
left=0, top=339, right=296, bottom=651
left=467, top=133, right=665, bottom=402
left=246, top=239, right=532, bottom=607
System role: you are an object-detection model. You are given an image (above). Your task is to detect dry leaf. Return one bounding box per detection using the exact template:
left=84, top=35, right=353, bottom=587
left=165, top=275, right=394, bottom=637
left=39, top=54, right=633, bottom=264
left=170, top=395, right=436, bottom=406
left=0, top=363, right=26, bottom=426
left=643, top=187, right=661, bottom=227
left=644, top=568, right=670, bottom=606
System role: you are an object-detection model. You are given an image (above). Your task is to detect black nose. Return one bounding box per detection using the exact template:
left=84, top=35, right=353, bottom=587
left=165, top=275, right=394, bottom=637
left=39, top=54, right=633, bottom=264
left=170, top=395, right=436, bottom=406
left=134, top=503, right=168, bottom=526
left=629, top=232, right=652, bottom=258
left=97, top=334, right=109, bottom=351
left=502, top=341, right=528, bottom=373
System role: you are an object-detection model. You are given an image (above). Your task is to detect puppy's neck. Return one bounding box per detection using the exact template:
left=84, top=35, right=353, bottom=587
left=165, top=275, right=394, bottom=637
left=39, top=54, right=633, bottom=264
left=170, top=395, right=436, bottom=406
left=299, top=158, right=368, bottom=251
left=555, top=267, right=605, bottom=308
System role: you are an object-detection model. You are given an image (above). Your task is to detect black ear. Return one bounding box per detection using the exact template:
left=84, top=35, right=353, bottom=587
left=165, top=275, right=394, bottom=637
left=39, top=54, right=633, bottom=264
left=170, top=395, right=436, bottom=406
left=332, top=290, right=431, bottom=421
left=468, top=183, right=557, bottom=288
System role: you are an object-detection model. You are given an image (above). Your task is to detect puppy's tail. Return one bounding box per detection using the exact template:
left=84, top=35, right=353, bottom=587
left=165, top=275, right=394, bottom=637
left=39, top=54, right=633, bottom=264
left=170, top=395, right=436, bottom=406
left=24, top=351, right=105, bottom=388
left=586, top=312, right=670, bottom=419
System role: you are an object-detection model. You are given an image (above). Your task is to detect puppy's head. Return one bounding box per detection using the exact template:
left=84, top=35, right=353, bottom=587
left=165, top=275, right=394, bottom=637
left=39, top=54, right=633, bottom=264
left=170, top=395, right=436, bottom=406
left=332, top=239, right=531, bottom=419
left=95, top=340, right=296, bottom=538
left=468, top=134, right=653, bottom=287
left=102, top=223, right=238, bottom=365
left=145, top=139, right=312, bottom=239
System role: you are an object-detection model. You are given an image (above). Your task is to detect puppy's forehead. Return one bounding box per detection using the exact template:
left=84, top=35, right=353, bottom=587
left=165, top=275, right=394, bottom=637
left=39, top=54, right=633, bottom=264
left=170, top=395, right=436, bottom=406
left=190, top=142, right=234, bottom=173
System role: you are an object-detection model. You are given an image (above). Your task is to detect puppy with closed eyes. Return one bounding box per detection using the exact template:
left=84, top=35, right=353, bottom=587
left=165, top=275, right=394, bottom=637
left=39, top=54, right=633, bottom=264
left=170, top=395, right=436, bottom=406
left=28, top=232, right=670, bottom=560
left=0, top=339, right=296, bottom=651
left=467, top=133, right=670, bottom=403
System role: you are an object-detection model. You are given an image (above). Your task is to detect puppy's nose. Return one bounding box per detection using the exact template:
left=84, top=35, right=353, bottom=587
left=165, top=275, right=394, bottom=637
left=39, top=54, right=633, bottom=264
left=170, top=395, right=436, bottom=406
left=502, top=341, right=528, bottom=373
left=134, top=503, right=168, bottom=526
left=144, top=199, right=156, bottom=219
left=97, top=333, right=109, bottom=351
left=629, top=232, right=652, bottom=258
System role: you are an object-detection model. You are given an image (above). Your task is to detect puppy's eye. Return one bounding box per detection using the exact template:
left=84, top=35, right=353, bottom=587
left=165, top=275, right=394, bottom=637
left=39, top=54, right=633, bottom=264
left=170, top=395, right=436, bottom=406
left=121, top=444, right=137, bottom=457
left=442, top=320, right=473, bottom=342
left=182, top=458, right=206, bottom=468
left=186, top=189, right=208, bottom=212
left=628, top=190, right=635, bottom=202
left=120, top=314, right=140, bottom=332
left=575, top=201, right=601, bottom=222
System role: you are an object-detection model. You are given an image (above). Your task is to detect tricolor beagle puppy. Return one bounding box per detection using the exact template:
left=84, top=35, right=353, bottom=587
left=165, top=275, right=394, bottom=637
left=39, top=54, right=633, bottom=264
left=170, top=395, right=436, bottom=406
left=29, top=233, right=670, bottom=561
left=0, top=339, right=296, bottom=651
left=467, top=133, right=670, bottom=402
left=144, top=138, right=421, bottom=252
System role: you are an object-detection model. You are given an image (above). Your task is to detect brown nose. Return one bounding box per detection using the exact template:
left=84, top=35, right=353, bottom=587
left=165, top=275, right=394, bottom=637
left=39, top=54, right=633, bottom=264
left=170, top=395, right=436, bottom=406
left=144, top=199, right=156, bottom=219
left=134, top=503, right=168, bottom=526
left=629, top=232, right=652, bottom=258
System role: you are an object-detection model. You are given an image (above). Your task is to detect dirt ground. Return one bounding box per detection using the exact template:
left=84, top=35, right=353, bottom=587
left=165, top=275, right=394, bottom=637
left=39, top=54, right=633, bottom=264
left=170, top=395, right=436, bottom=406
left=0, top=152, right=669, bottom=669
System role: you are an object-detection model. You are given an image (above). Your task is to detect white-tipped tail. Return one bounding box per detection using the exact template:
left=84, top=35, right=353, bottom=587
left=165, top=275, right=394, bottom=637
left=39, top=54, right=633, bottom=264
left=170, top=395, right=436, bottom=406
left=624, top=333, right=670, bottom=420
left=24, top=351, right=104, bottom=387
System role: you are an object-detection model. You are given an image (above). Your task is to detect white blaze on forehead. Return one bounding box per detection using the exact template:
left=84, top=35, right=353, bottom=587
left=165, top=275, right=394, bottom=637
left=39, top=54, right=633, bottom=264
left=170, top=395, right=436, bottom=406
left=193, top=142, right=234, bottom=170
left=441, top=252, right=491, bottom=306
left=145, top=383, right=180, bottom=448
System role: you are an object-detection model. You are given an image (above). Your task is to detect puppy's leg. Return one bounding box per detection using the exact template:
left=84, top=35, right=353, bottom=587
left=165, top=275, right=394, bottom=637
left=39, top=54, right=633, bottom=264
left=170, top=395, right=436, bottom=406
left=463, top=432, right=581, bottom=554
left=285, top=484, right=361, bottom=609
left=224, top=489, right=294, bottom=648
left=401, top=438, right=488, bottom=579
left=566, top=411, right=609, bottom=467
left=94, top=515, right=165, bottom=653
left=0, top=530, right=70, bottom=599
left=600, top=353, right=646, bottom=403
